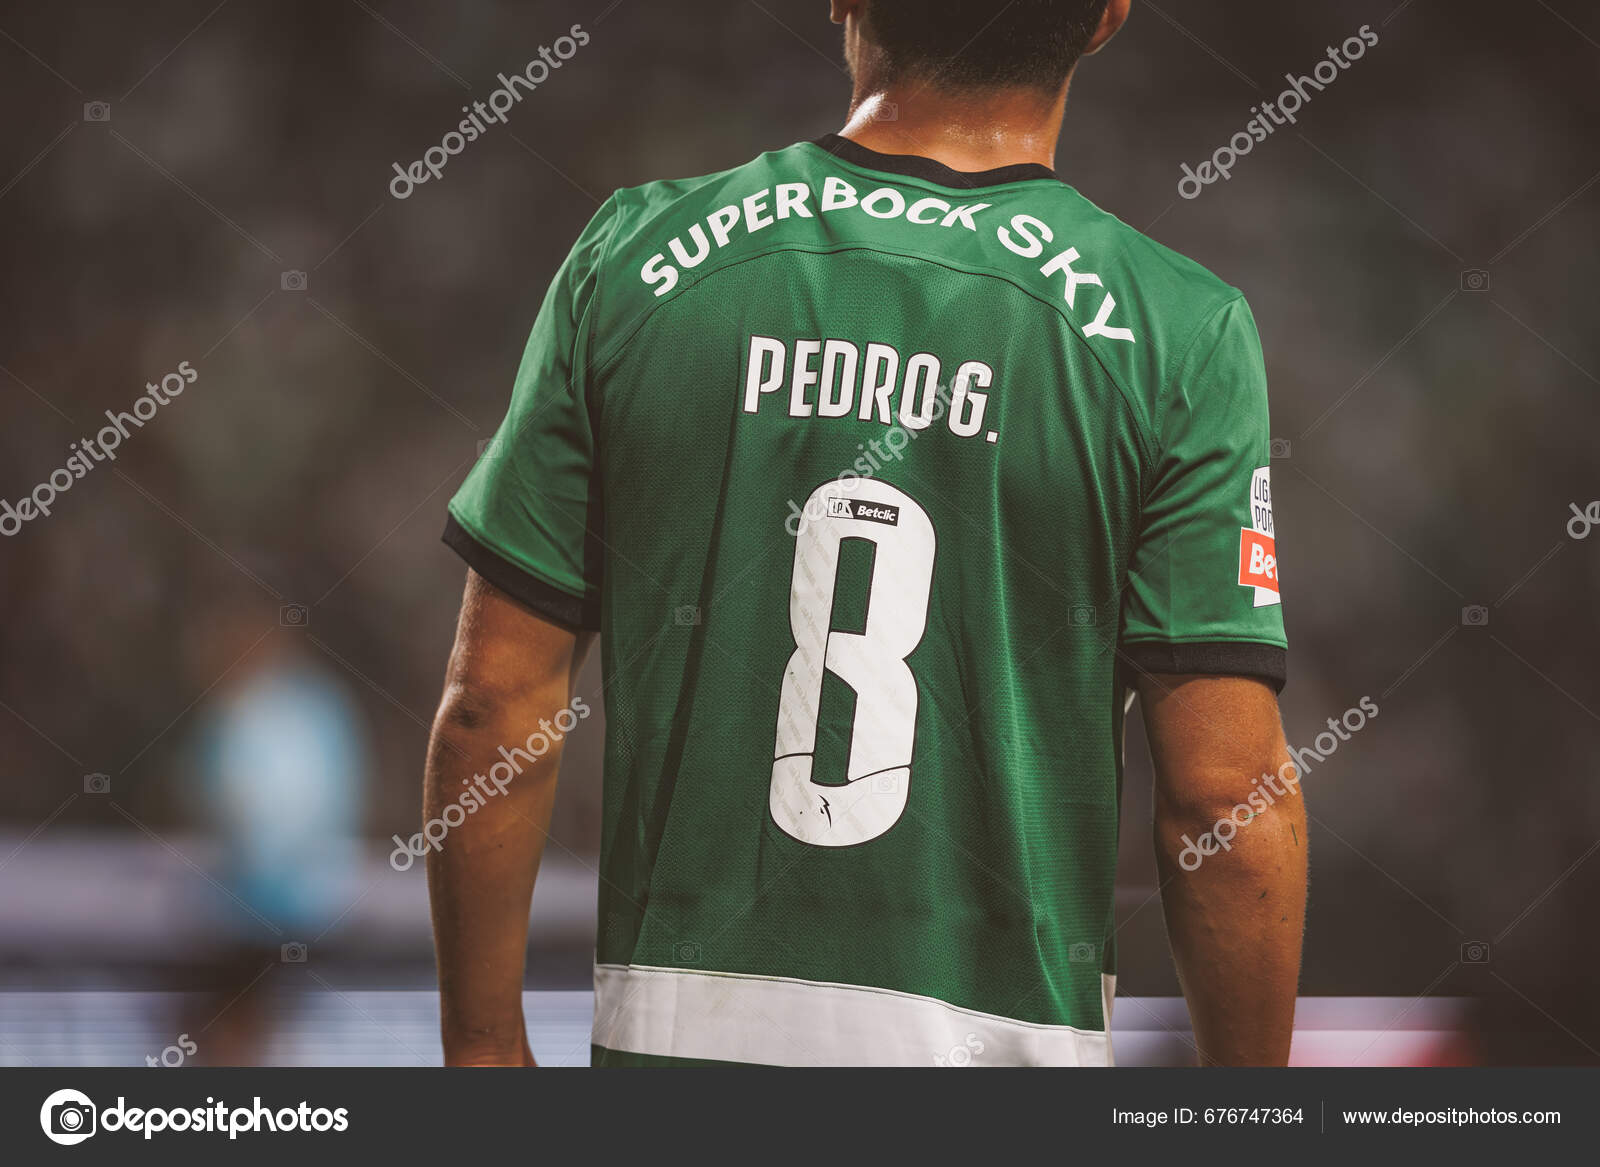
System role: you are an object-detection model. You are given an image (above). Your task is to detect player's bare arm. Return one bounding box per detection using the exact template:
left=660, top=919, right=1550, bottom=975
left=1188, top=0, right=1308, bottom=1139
left=1139, top=673, right=1307, bottom=1066
left=425, top=569, right=592, bottom=1067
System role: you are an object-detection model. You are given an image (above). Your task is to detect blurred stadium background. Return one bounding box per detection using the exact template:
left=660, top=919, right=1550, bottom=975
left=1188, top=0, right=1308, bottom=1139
left=1, top=0, right=1596, bottom=1065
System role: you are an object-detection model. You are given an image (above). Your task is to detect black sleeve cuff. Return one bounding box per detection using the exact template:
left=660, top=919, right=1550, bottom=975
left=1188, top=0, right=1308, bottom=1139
left=1119, top=641, right=1287, bottom=693
left=442, top=515, right=600, bottom=631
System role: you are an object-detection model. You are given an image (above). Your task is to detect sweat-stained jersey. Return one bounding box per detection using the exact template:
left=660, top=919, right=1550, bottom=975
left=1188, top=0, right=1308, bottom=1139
left=444, top=135, right=1287, bottom=1067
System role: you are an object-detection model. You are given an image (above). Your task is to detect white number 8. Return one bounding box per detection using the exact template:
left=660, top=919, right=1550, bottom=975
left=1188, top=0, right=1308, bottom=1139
left=769, top=479, right=935, bottom=846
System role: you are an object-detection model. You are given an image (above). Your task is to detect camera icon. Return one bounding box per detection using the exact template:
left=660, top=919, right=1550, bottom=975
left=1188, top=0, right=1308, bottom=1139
left=46, top=1095, right=96, bottom=1144
left=1270, top=438, right=1292, bottom=460
left=83, top=772, right=111, bottom=794
left=83, top=101, right=111, bottom=123
left=1461, top=605, right=1489, bottom=627
left=1069, top=603, right=1097, bottom=628
left=280, top=270, right=308, bottom=292
left=671, top=940, right=701, bottom=964
left=280, top=942, right=308, bottom=963
left=279, top=603, right=309, bottom=628
left=1459, top=268, right=1491, bottom=293
left=1068, top=942, right=1096, bottom=963
left=1460, top=940, right=1491, bottom=964
left=870, top=100, right=900, bottom=122
left=476, top=437, right=506, bottom=460
left=871, top=772, right=900, bottom=795
left=674, top=605, right=701, bottom=627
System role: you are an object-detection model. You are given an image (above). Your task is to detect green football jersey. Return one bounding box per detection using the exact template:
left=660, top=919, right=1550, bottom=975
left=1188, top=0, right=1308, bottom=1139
left=445, top=135, right=1287, bottom=1067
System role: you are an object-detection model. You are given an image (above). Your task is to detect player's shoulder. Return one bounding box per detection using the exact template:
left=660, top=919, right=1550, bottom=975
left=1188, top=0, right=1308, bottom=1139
left=566, top=142, right=821, bottom=321
left=1024, top=181, right=1262, bottom=439
left=1050, top=181, right=1248, bottom=347
left=600, top=143, right=811, bottom=250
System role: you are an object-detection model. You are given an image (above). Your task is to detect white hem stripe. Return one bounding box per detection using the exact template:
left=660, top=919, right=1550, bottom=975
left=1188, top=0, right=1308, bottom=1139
left=593, top=963, right=1112, bottom=1066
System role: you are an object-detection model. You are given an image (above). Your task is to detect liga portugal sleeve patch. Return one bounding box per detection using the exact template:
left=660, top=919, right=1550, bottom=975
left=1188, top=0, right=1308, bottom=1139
left=1238, top=466, right=1280, bottom=607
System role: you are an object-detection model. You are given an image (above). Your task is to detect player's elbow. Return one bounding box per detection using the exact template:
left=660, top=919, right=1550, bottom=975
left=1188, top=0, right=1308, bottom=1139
left=434, top=677, right=509, bottom=736
left=432, top=659, right=565, bottom=740
left=1154, top=772, right=1254, bottom=831
left=1154, top=758, right=1307, bottom=866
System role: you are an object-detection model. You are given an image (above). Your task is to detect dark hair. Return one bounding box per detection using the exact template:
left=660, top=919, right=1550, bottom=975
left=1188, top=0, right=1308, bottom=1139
left=861, top=0, right=1111, bottom=93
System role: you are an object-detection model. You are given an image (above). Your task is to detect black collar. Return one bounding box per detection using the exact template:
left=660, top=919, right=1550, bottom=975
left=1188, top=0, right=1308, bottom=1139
left=811, top=133, right=1059, bottom=188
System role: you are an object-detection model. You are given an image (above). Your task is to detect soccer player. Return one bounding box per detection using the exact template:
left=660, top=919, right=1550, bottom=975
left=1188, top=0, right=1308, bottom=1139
left=426, top=0, right=1306, bottom=1067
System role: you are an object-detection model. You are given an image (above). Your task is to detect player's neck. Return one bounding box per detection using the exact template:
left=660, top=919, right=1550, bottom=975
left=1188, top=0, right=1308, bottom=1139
left=836, top=82, right=1070, bottom=173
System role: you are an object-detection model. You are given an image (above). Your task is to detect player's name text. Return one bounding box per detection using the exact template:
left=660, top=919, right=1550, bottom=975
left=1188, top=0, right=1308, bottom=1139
left=743, top=335, right=999, bottom=445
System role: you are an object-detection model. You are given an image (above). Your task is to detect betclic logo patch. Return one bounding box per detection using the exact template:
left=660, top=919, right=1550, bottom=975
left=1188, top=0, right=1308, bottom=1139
left=826, top=496, right=900, bottom=526
left=1238, top=466, right=1280, bottom=607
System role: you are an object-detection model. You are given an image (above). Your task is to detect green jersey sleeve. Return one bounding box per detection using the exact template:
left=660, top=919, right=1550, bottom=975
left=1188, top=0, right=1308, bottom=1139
left=1120, top=295, right=1287, bottom=689
left=443, top=195, right=620, bottom=629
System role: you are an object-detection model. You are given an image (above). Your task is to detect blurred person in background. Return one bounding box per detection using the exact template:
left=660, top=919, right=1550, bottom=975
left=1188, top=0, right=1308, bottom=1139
left=175, top=606, right=371, bottom=1065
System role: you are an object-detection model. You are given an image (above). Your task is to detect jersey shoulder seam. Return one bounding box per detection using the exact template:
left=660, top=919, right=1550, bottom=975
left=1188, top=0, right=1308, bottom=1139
left=581, top=190, right=626, bottom=401
left=1149, top=292, right=1249, bottom=469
